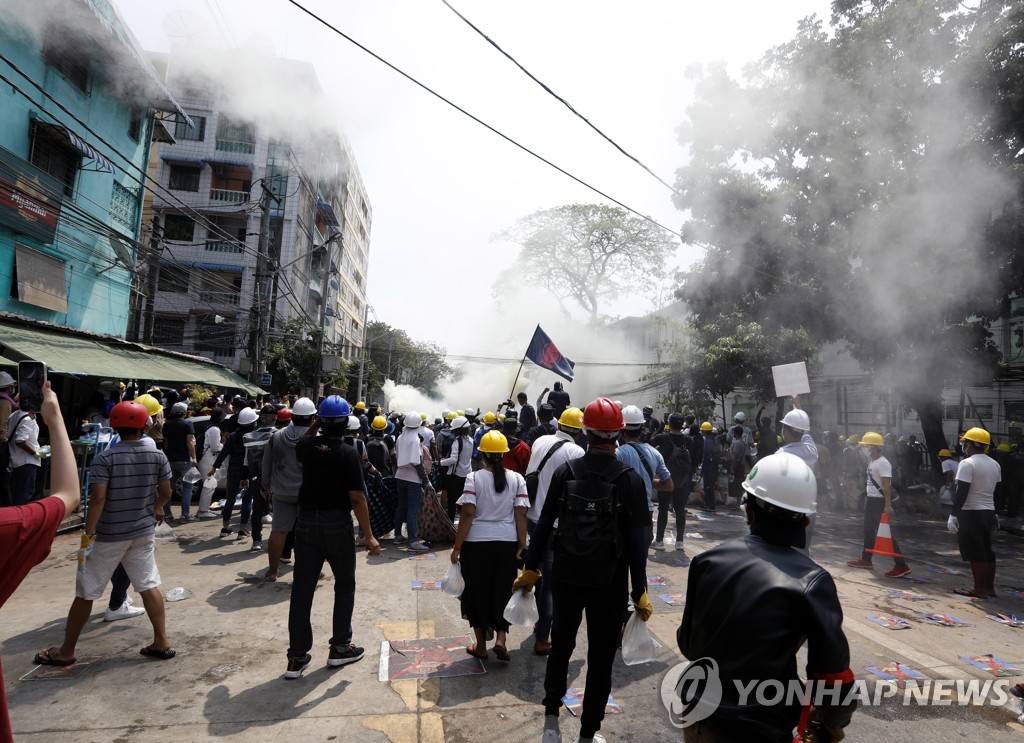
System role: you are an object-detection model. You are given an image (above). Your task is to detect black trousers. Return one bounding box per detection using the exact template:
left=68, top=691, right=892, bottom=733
left=445, top=473, right=466, bottom=523
left=543, top=569, right=627, bottom=738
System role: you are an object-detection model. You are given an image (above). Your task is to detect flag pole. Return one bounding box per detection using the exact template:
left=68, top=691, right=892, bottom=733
left=505, top=324, right=538, bottom=406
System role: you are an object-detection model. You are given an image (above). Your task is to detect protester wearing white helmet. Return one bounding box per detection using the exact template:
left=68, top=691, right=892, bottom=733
left=395, top=411, right=432, bottom=551
left=733, top=410, right=753, bottom=447
left=679, top=452, right=856, bottom=742
left=440, top=416, right=473, bottom=523
left=779, top=396, right=819, bottom=554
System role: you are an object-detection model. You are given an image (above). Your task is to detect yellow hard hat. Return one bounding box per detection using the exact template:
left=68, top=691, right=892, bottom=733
left=421, top=412, right=428, bottom=422
left=355, top=401, right=367, bottom=410
left=371, top=415, right=387, bottom=431
left=847, top=434, right=860, bottom=444
left=133, top=394, right=162, bottom=416
left=478, top=430, right=509, bottom=454
left=700, top=421, right=713, bottom=432
left=938, top=448, right=953, bottom=458
left=445, top=411, right=456, bottom=421
left=557, top=407, right=584, bottom=429
left=498, top=414, right=505, bottom=422
left=996, top=442, right=1011, bottom=453
left=961, top=427, right=991, bottom=447
left=776, top=435, right=783, bottom=444
left=456, top=409, right=465, bottom=417
left=860, top=431, right=884, bottom=447
left=484, top=411, right=497, bottom=425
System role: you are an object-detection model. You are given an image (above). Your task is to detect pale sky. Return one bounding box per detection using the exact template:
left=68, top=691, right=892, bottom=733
left=120, top=0, right=833, bottom=356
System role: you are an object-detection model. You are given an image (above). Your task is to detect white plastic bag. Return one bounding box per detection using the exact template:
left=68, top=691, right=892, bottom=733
left=441, top=563, right=465, bottom=597
left=621, top=611, right=657, bottom=665
left=154, top=522, right=176, bottom=540
left=938, top=485, right=954, bottom=506
left=503, top=588, right=540, bottom=627
left=182, top=466, right=203, bottom=484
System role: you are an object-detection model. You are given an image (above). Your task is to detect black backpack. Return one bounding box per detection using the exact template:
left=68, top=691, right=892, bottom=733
left=366, top=437, right=392, bottom=476
left=665, top=433, right=692, bottom=480
left=555, top=457, right=627, bottom=587
left=525, top=439, right=568, bottom=504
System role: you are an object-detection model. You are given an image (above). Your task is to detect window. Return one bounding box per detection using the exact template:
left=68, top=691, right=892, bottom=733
left=157, top=266, right=190, bottom=293
left=152, top=317, right=186, bottom=345
left=265, top=163, right=289, bottom=206
left=10, top=243, right=67, bottom=312
left=215, top=116, right=256, bottom=154
left=195, top=314, right=237, bottom=354
left=128, top=108, right=144, bottom=142
left=174, top=114, right=206, bottom=141
left=163, top=214, right=195, bottom=241
left=1006, top=402, right=1024, bottom=424
left=168, top=164, right=201, bottom=192
left=42, top=34, right=90, bottom=93
left=110, top=182, right=139, bottom=229
left=29, top=126, right=80, bottom=197
left=943, top=404, right=994, bottom=421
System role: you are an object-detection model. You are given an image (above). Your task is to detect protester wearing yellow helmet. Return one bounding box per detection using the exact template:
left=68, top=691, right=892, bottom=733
left=846, top=432, right=910, bottom=577
left=948, top=427, right=1001, bottom=598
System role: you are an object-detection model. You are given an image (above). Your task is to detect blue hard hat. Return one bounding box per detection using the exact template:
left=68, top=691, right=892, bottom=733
left=318, top=395, right=352, bottom=419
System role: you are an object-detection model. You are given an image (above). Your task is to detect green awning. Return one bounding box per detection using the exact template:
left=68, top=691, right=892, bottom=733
left=0, top=322, right=263, bottom=394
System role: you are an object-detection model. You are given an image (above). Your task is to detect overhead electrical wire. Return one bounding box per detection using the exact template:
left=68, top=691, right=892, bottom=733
left=439, top=0, right=682, bottom=197
left=283, top=0, right=798, bottom=289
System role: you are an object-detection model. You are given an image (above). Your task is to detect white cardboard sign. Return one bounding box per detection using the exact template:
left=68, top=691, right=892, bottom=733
left=771, top=362, right=810, bottom=398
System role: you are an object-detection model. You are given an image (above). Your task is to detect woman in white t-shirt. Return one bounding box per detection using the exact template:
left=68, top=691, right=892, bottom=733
left=451, top=431, right=528, bottom=662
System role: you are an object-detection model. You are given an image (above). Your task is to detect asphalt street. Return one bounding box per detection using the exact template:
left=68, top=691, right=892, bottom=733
left=3, top=504, right=1023, bottom=742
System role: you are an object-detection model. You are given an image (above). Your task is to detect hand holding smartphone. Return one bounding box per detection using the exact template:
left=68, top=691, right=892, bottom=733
left=18, top=361, right=46, bottom=413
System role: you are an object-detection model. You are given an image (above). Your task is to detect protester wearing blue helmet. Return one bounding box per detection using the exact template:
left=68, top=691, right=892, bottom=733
left=285, top=395, right=382, bottom=679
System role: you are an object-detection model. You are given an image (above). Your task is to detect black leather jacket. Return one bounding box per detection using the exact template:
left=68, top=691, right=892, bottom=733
left=678, top=535, right=856, bottom=742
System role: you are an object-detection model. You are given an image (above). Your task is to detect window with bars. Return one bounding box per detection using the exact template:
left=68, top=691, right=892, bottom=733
left=152, top=317, right=186, bottom=345
left=174, top=114, right=206, bottom=141
left=110, top=182, right=139, bottom=229
left=42, top=34, right=90, bottom=93
left=128, top=108, right=144, bottom=142
left=163, top=214, right=195, bottom=241
left=215, top=116, right=256, bottom=154
left=168, top=164, right=201, bottom=192
left=157, top=265, right=190, bottom=293
left=29, top=127, right=80, bottom=198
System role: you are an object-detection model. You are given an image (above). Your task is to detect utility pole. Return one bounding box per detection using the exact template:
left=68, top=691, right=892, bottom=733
left=142, top=215, right=163, bottom=344
left=249, top=183, right=277, bottom=385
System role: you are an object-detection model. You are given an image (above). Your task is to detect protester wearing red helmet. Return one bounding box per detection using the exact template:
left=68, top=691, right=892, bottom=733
left=276, top=407, right=293, bottom=427
left=35, top=400, right=176, bottom=668
left=515, top=397, right=651, bottom=743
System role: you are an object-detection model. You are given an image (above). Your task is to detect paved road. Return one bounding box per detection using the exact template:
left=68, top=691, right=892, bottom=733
left=3, top=505, right=1023, bottom=741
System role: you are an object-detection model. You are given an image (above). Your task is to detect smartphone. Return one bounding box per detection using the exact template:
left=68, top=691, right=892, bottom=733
left=18, top=361, right=46, bottom=413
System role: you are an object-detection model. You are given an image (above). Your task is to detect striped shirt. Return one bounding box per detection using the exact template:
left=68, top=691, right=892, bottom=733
left=90, top=439, right=172, bottom=542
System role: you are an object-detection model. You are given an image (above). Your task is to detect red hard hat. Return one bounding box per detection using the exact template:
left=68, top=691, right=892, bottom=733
left=582, top=397, right=624, bottom=438
left=110, top=401, right=149, bottom=430
left=277, top=408, right=293, bottom=422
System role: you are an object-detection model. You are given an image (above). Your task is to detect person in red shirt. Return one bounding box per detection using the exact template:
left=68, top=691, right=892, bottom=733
left=501, top=418, right=531, bottom=475
left=0, top=382, right=80, bottom=742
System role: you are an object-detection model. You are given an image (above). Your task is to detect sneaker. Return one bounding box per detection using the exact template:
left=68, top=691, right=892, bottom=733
left=675, top=541, right=687, bottom=551
left=196, top=511, right=218, bottom=520
left=284, top=654, right=311, bottom=679
left=327, top=644, right=365, bottom=667
left=393, top=535, right=408, bottom=544
left=180, top=514, right=195, bottom=522
left=846, top=558, right=874, bottom=569
left=407, top=541, right=428, bottom=552
left=280, top=555, right=292, bottom=564
left=651, top=540, right=665, bottom=551
left=220, top=527, right=233, bottom=536
left=250, top=541, right=263, bottom=552
left=885, top=565, right=911, bottom=578
left=237, top=530, right=250, bottom=539
left=104, top=601, right=145, bottom=622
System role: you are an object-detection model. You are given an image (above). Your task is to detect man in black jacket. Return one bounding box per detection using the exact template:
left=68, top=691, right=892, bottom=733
left=678, top=452, right=856, bottom=742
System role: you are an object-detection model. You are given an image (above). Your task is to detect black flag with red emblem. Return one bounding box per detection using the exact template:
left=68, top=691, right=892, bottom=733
left=525, top=325, right=575, bottom=382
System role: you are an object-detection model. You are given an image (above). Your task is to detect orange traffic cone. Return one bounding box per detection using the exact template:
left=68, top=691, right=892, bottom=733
left=865, top=513, right=902, bottom=558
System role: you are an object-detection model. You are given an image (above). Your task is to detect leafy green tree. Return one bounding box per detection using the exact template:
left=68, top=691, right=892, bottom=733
left=265, top=318, right=351, bottom=395
left=673, top=0, right=1024, bottom=457
left=497, top=204, right=677, bottom=323
left=362, top=321, right=453, bottom=398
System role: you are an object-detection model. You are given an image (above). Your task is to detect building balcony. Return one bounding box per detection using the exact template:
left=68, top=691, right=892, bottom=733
left=203, top=290, right=241, bottom=306
left=215, top=139, right=255, bottom=154
left=210, top=188, right=248, bottom=203
left=205, top=239, right=244, bottom=254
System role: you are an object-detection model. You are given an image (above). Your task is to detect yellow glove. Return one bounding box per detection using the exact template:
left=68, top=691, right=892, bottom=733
left=77, top=533, right=96, bottom=567
left=634, top=592, right=653, bottom=622
left=511, top=569, right=542, bottom=593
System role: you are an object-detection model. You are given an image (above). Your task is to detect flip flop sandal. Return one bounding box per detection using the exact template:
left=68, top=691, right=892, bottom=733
left=33, top=648, right=75, bottom=667
left=265, top=573, right=278, bottom=583
left=493, top=645, right=511, bottom=662
left=952, top=588, right=985, bottom=598
left=465, top=644, right=488, bottom=660
left=140, top=646, right=177, bottom=660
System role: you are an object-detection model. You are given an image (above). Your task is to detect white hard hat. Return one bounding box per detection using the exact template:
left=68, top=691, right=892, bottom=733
left=237, top=408, right=259, bottom=425
left=742, top=452, right=817, bottom=515
left=780, top=408, right=810, bottom=432
left=465, top=407, right=476, bottom=417
left=347, top=415, right=361, bottom=432
left=613, top=400, right=624, bottom=409
left=734, top=411, right=746, bottom=422
left=621, top=405, right=645, bottom=427
left=450, top=415, right=469, bottom=431
left=0, top=371, right=14, bottom=388
left=404, top=411, right=421, bottom=428
left=292, top=397, right=316, bottom=416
